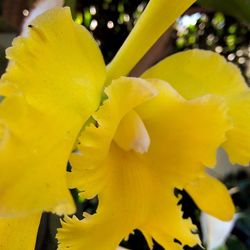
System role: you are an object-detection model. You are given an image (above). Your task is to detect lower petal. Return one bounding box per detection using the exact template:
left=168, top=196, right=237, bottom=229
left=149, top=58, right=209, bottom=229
left=58, top=214, right=130, bottom=250
left=142, top=191, right=200, bottom=250
left=185, top=174, right=235, bottom=221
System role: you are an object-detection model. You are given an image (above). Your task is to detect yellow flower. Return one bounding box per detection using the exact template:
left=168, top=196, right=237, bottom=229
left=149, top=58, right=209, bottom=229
left=0, top=7, right=106, bottom=249
left=56, top=0, right=250, bottom=249
left=58, top=77, right=233, bottom=250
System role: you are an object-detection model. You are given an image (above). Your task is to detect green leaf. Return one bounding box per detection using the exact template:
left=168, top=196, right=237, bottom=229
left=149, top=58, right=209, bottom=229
left=64, top=0, right=77, bottom=18
left=216, top=245, right=228, bottom=250
left=197, top=0, right=250, bottom=24
left=227, top=236, right=247, bottom=250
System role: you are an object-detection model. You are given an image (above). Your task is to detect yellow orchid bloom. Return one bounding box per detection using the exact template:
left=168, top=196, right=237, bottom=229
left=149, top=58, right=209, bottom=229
left=55, top=1, right=248, bottom=249
left=58, top=77, right=233, bottom=250
left=0, top=0, right=247, bottom=248
left=0, top=7, right=106, bottom=249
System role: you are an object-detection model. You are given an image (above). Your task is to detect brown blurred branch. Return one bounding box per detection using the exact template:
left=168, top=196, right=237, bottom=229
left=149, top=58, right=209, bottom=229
left=129, top=6, right=212, bottom=77
left=129, top=26, right=175, bottom=77
left=2, top=0, right=33, bottom=30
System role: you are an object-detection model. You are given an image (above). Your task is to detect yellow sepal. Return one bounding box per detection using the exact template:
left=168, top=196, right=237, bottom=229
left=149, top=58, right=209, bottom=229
left=0, top=7, right=106, bottom=215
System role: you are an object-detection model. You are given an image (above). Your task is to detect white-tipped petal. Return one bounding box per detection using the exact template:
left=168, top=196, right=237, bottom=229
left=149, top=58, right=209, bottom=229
left=201, top=212, right=238, bottom=250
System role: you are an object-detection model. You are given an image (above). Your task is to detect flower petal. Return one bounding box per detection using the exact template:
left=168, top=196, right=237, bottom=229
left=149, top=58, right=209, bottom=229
left=223, top=91, right=250, bottom=165
left=68, top=77, right=158, bottom=198
left=142, top=49, right=247, bottom=98
left=0, top=213, right=41, bottom=250
left=58, top=212, right=131, bottom=250
left=60, top=78, right=230, bottom=249
left=142, top=49, right=250, bottom=165
left=185, top=174, right=234, bottom=221
left=0, top=7, right=106, bottom=216
left=114, top=110, right=151, bottom=153
left=136, top=80, right=231, bottom=172
left=106, top=0, right=195, bottom=81
left=21, top=0, right=64, bottom=36
left=201, top=212, right=238, bottom=250
left=59, top=143, right=200, bottom=250
left=142, top=192, right=200, bottom=250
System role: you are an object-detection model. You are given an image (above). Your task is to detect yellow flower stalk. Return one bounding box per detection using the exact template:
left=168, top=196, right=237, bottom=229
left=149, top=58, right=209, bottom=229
left=0, top=7, right=106, bottom=249
left=106, top=0, right=196, bottom=82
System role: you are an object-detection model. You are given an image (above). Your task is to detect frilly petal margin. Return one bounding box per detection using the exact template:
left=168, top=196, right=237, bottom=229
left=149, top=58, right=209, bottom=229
left=142, top=49, right=250, bottom=165
left=68, top=77, right=158, bottom=199
left=58, top=78, right=231, bottom=250
left=0, top=7, right=106, bottom=216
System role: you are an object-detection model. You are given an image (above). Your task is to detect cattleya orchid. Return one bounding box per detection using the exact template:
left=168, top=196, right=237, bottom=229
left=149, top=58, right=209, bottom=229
left=0, top=0, right=249, bottom=249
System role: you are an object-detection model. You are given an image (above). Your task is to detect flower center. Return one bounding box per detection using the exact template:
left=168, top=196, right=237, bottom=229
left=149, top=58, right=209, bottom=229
left=114, top=110, right=150, bottom=154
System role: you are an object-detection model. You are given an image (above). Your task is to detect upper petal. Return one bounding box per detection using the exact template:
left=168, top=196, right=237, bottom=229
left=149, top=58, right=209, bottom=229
left=136, top=80, right=231, bottom=172
left=0, top=7, right=106, bottom=216
left=142, top=49, right=250, bottom=165
left=142, top=49, right=247, bottom=99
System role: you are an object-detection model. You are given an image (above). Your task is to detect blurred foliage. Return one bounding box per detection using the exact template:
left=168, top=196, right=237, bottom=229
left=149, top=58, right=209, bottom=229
left=174, top=12, right=250, bottom=84
left=225, top=171, right=250, bottom=250
left=198, top=0, right=250, bottom=25
left=73, top=0, right=148, bottom=64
